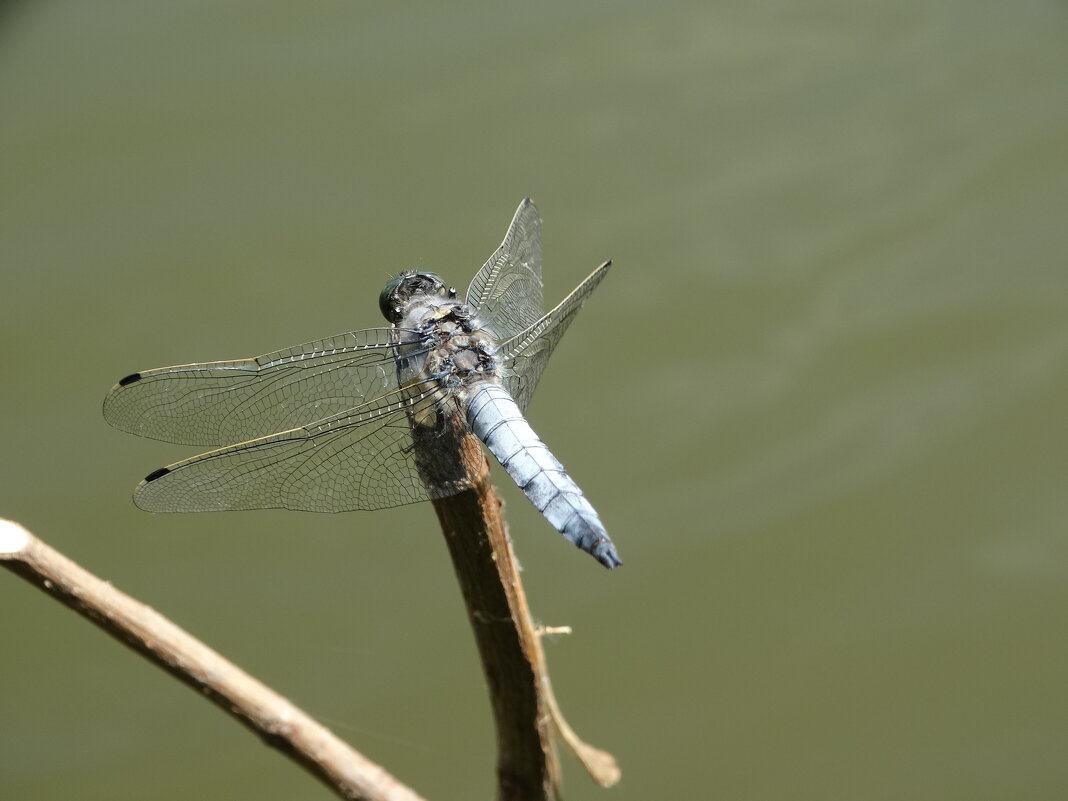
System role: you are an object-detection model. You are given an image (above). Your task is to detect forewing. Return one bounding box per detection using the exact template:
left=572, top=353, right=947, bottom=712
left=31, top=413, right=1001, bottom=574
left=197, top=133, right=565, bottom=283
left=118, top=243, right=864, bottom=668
left=103, top=329, right=410, bottom=446
left=498, top=261, right=611, bottom=412
left=132, top=386, right=456, bottom=512
left=465, top=198, right=544, bottom=342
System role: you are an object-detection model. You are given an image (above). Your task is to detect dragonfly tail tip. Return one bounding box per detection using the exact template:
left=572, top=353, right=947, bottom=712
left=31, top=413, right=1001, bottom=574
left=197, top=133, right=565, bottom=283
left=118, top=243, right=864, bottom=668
left=593, top=544, right=623, bottom=569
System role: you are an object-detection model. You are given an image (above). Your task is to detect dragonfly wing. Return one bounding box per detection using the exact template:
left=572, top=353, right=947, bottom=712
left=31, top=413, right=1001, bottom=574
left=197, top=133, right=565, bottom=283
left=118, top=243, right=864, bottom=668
left=103, top=328, right=409, bottom=446
left=131, top=387, right=459, bottom=513
left=498, top=261, right=611, bottom=413
left=465, top=198, right=544, bottom=342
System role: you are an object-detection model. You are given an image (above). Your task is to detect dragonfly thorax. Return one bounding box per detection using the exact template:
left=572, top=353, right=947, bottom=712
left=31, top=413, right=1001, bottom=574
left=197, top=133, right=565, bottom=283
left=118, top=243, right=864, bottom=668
left=395, top=294, right=500, bottom=396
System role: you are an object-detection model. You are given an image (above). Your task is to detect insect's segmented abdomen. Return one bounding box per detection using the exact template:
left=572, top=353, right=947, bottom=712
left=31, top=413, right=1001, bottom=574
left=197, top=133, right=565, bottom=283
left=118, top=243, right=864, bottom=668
left=465, top=383, right=621, bottom=568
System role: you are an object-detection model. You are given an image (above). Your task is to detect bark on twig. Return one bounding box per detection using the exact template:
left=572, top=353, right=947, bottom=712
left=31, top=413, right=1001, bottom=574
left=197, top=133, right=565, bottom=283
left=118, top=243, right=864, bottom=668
left=0, top=518, right=425, bottom=801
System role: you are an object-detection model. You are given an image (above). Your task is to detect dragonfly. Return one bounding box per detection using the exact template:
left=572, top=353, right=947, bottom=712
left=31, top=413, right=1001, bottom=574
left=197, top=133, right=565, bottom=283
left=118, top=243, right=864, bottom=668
left=103, top=199, right=621, bottom=568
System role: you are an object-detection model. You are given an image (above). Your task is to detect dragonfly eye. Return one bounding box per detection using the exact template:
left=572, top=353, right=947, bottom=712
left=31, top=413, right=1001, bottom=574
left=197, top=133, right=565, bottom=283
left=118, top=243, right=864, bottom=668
left=379, top=271, right=449, bottom=324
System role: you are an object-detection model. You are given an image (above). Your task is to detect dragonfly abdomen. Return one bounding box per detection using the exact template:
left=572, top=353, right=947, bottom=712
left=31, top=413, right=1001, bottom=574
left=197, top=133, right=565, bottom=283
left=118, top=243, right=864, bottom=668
left=465, top=383, right=621, bottom=569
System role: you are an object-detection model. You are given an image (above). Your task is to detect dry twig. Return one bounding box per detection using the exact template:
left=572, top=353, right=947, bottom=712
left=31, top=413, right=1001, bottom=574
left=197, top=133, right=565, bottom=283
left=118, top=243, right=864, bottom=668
left=0, top=518, right=424, bottom=801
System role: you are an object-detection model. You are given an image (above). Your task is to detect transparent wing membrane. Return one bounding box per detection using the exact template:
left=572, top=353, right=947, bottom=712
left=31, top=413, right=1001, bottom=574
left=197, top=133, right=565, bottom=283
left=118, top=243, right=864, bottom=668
left=103, top=329, right=408, bottom=446
left=132, top=384, right=454, bottom=512
left=498, top=261, right=611, bottom=412
left=465, top=197, right=544, bottom=342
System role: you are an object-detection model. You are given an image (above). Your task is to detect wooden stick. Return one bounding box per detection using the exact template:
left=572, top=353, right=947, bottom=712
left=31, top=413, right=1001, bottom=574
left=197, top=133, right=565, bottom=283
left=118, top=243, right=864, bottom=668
left=429, top=431, right=620, bottom=800
left=0, top=518, right=425, bottom=801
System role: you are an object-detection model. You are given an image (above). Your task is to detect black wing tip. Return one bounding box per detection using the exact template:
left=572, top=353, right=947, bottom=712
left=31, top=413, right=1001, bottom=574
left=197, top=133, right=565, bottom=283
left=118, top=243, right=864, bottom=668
left=143, top=467, right=171, bottom=483
left=118, top=372, right=143, bottom=387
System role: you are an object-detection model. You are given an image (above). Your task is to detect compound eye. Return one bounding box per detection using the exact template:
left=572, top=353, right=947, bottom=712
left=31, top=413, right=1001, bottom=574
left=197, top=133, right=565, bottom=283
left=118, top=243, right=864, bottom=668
left=379, top=275, right=407, bottom=322
left=378, top=272, right=449, bottom=323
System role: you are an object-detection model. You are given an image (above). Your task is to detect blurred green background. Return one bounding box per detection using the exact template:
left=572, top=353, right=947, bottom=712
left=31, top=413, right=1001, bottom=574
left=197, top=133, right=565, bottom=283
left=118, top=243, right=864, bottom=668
left=2, top=1, right=1067, bottom=799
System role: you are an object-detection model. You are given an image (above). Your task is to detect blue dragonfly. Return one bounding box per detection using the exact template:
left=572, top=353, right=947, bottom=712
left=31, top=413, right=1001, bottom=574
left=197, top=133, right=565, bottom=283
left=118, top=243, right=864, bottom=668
left=104, top=199, right=621, bottom=568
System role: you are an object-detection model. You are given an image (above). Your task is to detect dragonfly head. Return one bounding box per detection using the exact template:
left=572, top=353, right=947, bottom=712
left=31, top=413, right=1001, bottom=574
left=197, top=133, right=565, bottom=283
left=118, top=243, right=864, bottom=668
left=379, top=271, right=451, bottom=324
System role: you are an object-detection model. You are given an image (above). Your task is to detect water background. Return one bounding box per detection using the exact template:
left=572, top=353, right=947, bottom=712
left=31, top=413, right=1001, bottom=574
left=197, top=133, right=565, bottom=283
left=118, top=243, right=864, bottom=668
left=2, top=2, right=1067, bottom=799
